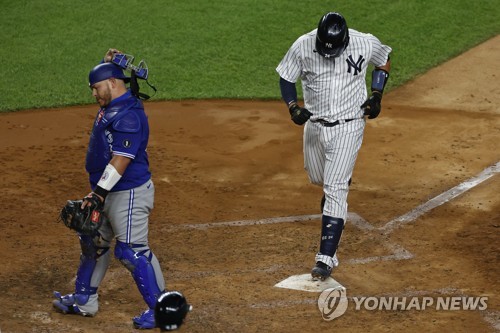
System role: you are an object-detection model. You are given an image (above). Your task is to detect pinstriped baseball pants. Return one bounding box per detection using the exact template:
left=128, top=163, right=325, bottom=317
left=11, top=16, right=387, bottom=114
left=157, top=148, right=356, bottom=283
left=303, top=119, right=365, bottom=220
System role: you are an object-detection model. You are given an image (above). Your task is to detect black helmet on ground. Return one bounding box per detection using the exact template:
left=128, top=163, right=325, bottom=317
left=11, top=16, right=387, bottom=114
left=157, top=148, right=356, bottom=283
left=155, top=291, right=192, bottom=331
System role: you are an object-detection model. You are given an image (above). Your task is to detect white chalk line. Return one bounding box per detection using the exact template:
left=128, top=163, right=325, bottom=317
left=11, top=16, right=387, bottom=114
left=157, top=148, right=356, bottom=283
left=175, top=161, right=498, bottom=232
left=346, top=242, right=414, bottom=265
left=170, top=163, right=499, bottom=330
left=381, top=161, right=500, bottom=232
left=176, top=212, right=411, bottom=265
left=164, top=162, right=499, bottom=271
left=177, top=213, right=321, bottom=230
left=176, top=211, right=375, bottom=231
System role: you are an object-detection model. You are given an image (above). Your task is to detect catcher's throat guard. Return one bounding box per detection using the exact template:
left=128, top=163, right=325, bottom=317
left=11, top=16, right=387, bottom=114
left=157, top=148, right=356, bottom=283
left=111, top=53, right=157, bottom=100
left=112, top=53, right=149, bottom=80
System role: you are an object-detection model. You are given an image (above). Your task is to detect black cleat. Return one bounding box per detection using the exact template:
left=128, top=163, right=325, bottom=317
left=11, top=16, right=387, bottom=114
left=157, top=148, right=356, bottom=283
left=311, top=262, right=333, bottom=281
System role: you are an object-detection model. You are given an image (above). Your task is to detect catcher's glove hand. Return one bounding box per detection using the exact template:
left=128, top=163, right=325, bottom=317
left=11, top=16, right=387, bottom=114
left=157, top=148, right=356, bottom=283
left=289, top=103, right=313, bottom=125
left=59, top=194, right=106, bottom=235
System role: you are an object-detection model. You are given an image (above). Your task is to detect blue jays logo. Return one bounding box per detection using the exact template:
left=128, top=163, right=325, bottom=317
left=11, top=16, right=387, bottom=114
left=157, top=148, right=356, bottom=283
left=105, top=130, right=113, bottom=144
left=105, top=129, right=113, bottom=153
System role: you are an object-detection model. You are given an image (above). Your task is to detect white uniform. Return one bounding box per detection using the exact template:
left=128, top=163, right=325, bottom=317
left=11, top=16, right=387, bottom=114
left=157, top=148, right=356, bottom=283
left=277, top=28, right=392, bottom=220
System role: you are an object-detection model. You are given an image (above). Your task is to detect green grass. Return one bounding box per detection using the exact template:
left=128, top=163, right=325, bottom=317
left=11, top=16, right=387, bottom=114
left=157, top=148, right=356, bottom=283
left=0, top=0, right=498, bottom=111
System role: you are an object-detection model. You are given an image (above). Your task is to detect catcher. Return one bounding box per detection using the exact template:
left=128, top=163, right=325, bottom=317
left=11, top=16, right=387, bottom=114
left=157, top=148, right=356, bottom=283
left=54, top=49, right=166, bottom=329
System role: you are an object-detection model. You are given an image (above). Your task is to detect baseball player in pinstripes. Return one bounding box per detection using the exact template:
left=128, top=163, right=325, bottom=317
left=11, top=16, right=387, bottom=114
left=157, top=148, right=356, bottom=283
left=276, top=12, right=392, bottom=280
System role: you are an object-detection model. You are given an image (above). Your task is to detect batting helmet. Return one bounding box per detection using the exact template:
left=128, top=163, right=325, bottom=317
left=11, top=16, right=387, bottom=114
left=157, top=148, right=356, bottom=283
left=155, top=291, right=192, bottom=331
left=315, top=12, right=350, bottom=58
left=88, top=62, right=130, bottom=87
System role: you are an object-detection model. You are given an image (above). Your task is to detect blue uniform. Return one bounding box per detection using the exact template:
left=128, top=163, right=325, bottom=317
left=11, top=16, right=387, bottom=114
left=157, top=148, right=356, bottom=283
left=86, top=90, right=151, bottom=191
left=54, top=77, right=165, bottom=328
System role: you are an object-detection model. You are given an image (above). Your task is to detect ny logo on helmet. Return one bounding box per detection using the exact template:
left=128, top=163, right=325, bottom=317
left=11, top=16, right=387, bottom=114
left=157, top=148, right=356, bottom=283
left=326, top=43, right=333, bottom=49
left=346, top=55, right=365, bottom=76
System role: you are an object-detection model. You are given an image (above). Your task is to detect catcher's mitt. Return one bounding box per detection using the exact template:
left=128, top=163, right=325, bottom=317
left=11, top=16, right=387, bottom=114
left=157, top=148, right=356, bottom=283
left=59, top=194, right=106, bottom=235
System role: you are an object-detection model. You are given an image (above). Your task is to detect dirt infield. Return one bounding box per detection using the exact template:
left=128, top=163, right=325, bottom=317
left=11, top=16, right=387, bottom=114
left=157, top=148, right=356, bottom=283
left=0, top=35, right=498, bottom=333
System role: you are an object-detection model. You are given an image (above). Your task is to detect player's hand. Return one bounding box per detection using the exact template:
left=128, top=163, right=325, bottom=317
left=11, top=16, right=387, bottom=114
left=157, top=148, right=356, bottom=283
left=361, top=92, right=382, bottom=119
left=103, top=48, right=122, bottom=63
left=81, top=192, right=104, bottom=209
left=289, top=103, right=313, bottom=125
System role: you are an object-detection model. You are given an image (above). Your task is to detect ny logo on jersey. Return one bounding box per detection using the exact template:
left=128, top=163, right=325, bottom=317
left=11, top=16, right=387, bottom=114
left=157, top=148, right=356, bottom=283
left=346, top=55, right=365, bottom=76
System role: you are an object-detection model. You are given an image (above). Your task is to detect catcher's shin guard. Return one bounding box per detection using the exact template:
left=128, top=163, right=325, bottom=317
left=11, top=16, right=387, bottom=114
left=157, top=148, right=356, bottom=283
left=53, top=234, right=110, bottom=316
left=114, top=241, right=165, bottom=309
left=75, top=234, right=111, bottom=295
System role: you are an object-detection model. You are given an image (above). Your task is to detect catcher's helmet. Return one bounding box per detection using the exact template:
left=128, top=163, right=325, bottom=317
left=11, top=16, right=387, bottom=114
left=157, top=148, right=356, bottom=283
left=315, top=12, right=350, bottom=58
left=88, top=62, right=130, bottom=86
left=155, top=291, right=192, bottom=331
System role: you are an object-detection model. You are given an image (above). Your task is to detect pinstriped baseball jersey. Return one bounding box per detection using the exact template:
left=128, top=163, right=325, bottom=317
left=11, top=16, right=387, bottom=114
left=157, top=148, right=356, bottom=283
left=276, top=28, right=392, bottom=121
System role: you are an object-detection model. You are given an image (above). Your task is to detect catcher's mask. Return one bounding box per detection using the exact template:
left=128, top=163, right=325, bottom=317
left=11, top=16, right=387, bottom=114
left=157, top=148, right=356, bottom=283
left=88, top=62, right=130, bottom=87
left=315, top=12, right=350, bottom=58
left=155, top=291, right=192, bottom=331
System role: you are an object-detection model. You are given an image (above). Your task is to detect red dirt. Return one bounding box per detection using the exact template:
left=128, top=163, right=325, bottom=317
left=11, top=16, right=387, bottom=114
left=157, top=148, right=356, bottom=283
left=0, top=35, right=498, bottom=333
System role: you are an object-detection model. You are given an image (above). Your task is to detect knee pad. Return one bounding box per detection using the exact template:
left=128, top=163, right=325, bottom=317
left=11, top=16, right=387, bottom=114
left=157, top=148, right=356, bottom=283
left=76, top=234, right=110, bottom=295
left=319, top=216, right=344, bottom=257
left=114, top=241, right=163, bottom=308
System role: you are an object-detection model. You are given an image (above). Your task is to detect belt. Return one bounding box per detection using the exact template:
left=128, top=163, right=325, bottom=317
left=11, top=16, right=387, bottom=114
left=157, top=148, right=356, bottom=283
left=313, top=118, right=355, bottom=127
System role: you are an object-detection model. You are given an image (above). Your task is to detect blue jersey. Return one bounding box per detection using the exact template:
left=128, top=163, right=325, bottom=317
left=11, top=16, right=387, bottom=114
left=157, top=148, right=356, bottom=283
left=85, top=90, right=151, bottom=191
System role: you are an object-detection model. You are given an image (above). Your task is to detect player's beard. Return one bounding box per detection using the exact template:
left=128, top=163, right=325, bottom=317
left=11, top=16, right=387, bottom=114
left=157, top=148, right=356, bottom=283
left=95, top=83, right=113, bottom=108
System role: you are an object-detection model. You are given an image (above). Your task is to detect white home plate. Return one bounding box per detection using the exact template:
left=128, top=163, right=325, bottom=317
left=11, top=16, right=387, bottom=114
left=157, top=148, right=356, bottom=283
left=274, top=274, right=345, bottom=293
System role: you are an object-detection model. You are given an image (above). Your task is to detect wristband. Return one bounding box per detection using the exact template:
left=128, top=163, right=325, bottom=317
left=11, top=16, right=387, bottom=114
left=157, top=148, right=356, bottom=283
left=288, top=103, right=300, bottom=116
left=97, top=164, right=122, bottom=191
left=371, top=69, right=389, bottom=94
left=93, top=185, right=109, bottom=200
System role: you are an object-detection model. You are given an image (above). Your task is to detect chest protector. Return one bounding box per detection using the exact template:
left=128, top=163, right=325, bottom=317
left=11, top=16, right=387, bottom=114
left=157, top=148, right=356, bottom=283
left=85, top=95, right=141, bottom=174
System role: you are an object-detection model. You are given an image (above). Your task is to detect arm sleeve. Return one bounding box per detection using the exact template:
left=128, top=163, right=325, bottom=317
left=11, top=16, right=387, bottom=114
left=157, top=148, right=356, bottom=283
left=279, top=77, right=298, bottom=105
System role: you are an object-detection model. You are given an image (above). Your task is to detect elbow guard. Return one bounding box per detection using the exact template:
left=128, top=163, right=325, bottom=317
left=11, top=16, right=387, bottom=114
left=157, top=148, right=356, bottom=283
left=371, top=69, right=389, bottom=94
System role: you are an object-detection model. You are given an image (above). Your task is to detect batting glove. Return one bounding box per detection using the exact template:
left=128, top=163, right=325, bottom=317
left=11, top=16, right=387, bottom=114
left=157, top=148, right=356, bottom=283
left=289, top=103, right=312, bottom=125
left=361, top=91, right=382, bottom=119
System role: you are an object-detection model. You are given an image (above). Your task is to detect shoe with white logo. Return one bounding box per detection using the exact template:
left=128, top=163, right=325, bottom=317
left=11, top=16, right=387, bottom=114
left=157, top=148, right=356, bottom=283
left=311, top=262, right=333, bottom=281
left=133, top=309, right=156, bottom=329
left=52, top=291, right=97, bottom=316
